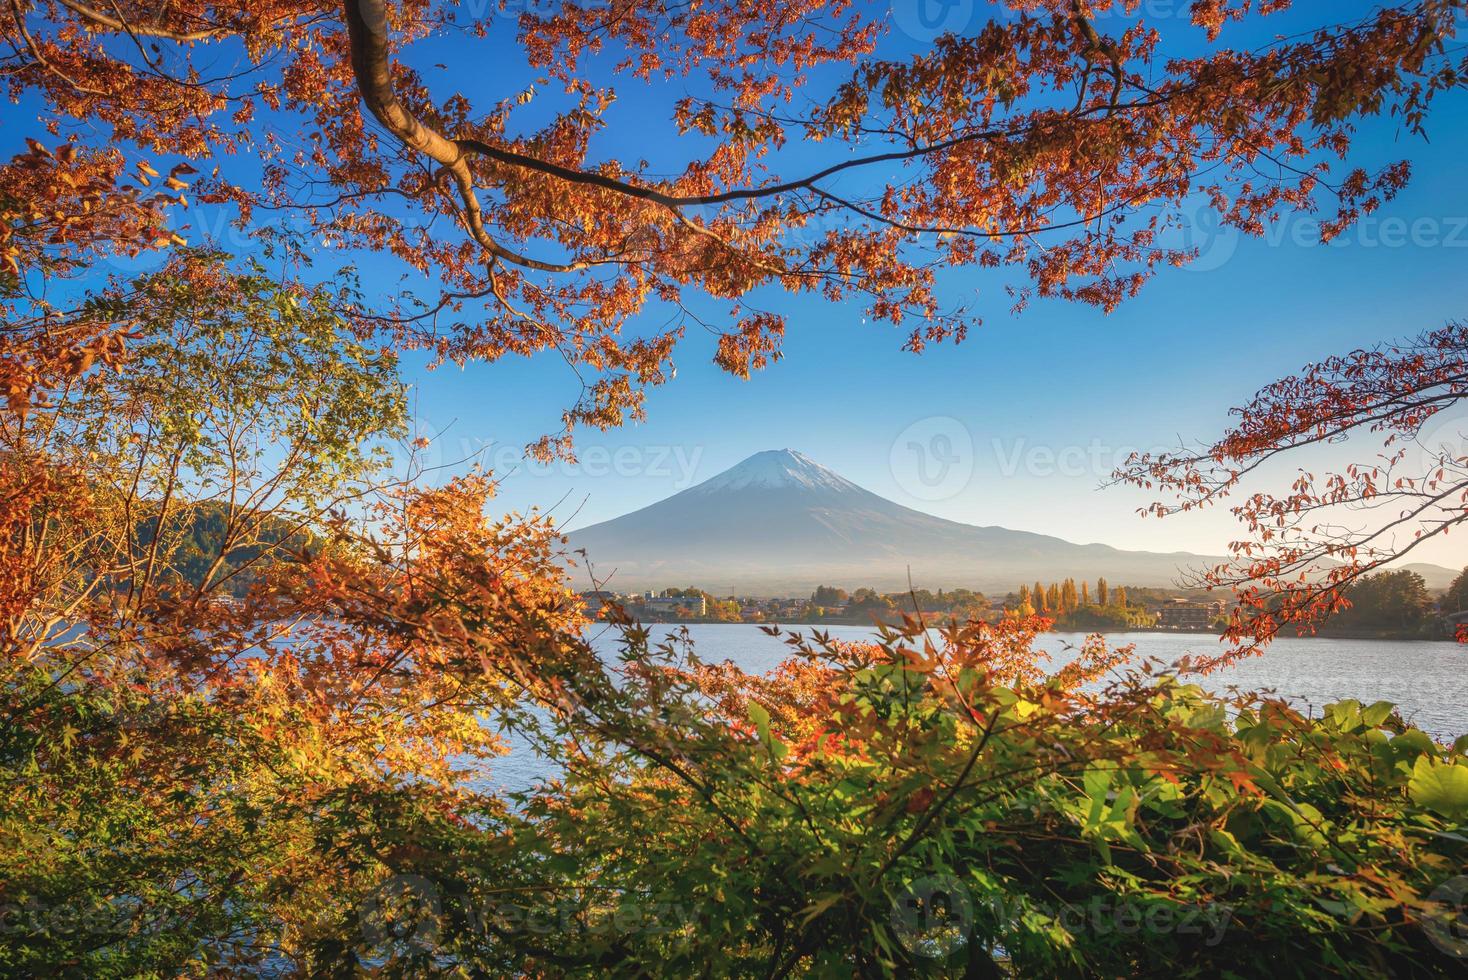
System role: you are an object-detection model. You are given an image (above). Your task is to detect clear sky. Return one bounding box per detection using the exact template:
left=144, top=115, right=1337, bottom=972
left=405, top=119, right=1468, bottom=568
left=21, top=2, right=1465, bottom=568
left=377, top=3, right=1468, bottom=569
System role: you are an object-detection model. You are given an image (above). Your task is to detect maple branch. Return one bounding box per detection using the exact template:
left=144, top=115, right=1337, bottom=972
left=1118, top=331, right=1468, bottom=514
left=807, top=183, right=1157, bottom=242
left=56, top=0, right=239, bottom=41
left=1071, top=1, right=1128, bottom=113
left=450, top=127, right=1019, bottom=209
left=346, top=1, right=1152, bottom=224
left=7, top=0, right=108, bottom=95
left=343, top=0, right=601, bottom=275
left=874, top=705, right=1002, bottom=880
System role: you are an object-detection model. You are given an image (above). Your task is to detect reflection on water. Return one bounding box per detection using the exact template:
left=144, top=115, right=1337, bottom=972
left=483, top=625, right=1468, bottom=796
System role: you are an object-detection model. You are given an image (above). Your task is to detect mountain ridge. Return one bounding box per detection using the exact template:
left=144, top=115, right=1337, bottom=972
left=564, top=450, right=1460, bottom=596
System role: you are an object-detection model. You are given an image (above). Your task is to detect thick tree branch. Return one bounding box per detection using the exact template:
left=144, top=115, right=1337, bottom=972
left=344, top=1, right=1159, bottom=229
left=344, top=0, right=602, bottom=274
left=56, top=0, right=231, bottom=41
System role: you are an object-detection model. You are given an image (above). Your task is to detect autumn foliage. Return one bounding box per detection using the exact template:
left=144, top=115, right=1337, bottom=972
left=3, top=1, right=1468, bottom=976
left=1119, top=323, right=1468, bottom=662
left=5, top=1, right=1467, bottom=448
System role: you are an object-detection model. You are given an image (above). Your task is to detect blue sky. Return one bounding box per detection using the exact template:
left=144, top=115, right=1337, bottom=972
left=409, top=110, right=1468, bottom=567
left=11, top=1, right=1466, bottom=568
left=383, top=3, right=1468, bottom=568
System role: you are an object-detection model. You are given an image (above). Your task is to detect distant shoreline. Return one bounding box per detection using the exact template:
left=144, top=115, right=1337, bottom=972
left=608, top=618, right=1458, bottom=643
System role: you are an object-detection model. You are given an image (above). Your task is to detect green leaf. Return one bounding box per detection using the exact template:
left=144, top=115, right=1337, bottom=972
left=1390, top=728, right=1435, bottom=760
left=800, top=893, right=843, bottom=925
left=1408, top=758, right=1468, bottom=819
left=1360, top=701, right=1395, bottom=728
left=1082, top=765, right=1114, bottom=801
left=1209, top=828, right=1244, bottom=858
left=1188, top=703, right=1228, bottom=731
left=747, top=701, right=770, bottom=741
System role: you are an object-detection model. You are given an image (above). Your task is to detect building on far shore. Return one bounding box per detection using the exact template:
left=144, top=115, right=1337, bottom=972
left=1154, top=598, right=1225, bottom=630
left=643, top=592, right=707, bottom=617
left=578, top=590, right=624, bottom=618
left=579, top=590, right=709, bottom=619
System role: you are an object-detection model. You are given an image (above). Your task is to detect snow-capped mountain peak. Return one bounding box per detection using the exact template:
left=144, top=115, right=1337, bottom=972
left=688, top=449, right=858, bottom=495
left=563, top=448, right=1457, bottom=596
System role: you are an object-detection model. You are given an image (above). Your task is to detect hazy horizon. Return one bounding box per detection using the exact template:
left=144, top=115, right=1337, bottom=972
left=559, top=448, right=1462, bottom=596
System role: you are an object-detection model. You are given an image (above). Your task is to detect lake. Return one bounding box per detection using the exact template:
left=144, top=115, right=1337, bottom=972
left=483, top=625, right=1468, bottom=794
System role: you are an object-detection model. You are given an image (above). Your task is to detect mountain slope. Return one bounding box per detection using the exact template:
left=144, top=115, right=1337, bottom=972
left=565, top=450, right=1462, bottom=595
left=564, top=449, right=1230, bottom=595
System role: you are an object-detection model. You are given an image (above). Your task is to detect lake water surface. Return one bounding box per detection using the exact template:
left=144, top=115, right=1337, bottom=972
left=485, top=625, right=1468, bottom=794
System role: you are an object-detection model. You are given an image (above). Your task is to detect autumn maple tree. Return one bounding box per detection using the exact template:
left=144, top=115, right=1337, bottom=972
left=5, top=0, right=1466, bottom=449
left=1119, top=323, right=1468, bottom=662
left=5, top=1, right=1468, bottom=975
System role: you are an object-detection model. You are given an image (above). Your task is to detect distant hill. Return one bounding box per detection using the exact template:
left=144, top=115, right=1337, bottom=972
left=564, top=450, right=1462, bottom=596
left=1401, top=563, right=1463, bottom=592
left=139, top=500, right=310, bottom=597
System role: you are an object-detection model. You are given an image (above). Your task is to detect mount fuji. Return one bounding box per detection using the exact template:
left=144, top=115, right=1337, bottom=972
left=563, top=449, right=1233, bottom=596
